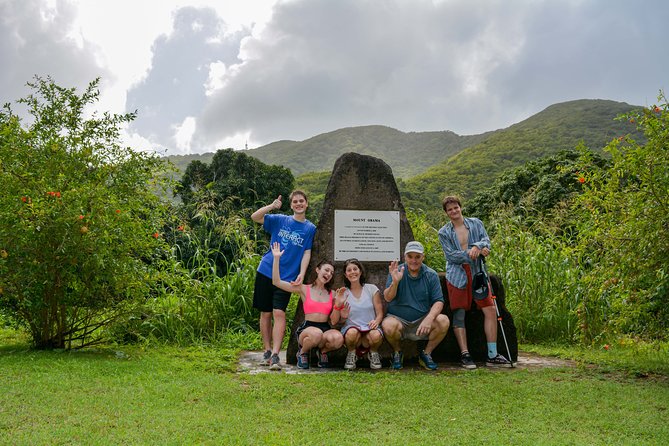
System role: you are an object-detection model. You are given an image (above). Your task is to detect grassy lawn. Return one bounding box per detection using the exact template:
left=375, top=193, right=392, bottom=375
left=1, top=330, right=668, bottom=445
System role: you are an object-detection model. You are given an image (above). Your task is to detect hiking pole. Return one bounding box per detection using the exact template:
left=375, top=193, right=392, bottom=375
left=482, top=257, right=515, bottom=368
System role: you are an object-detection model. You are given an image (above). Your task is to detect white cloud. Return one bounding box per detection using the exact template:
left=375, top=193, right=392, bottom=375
left=1, top=0, right=667, bottom=156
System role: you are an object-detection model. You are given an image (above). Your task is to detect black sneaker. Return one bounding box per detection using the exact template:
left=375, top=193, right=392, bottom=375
left=269, top=353, right=282, bottom=370
left=259, top=350, right=272, bottom=366
left=486, top=354, right=512, bottom=368
left=461, top=352, right=477, bottom=370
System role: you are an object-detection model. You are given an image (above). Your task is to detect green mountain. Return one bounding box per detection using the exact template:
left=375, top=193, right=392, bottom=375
left=401, top=99, right=641, bottom=214
left=165, top=126, right=491, bottom=180
left=165, top=99, right=642, bottom=219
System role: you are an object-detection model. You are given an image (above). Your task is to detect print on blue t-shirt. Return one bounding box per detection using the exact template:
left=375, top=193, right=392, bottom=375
left=257, top=214, right=316, bottom=281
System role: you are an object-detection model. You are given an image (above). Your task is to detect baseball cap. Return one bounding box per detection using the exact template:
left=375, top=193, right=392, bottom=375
left=404, top=241, right=424, bottom=255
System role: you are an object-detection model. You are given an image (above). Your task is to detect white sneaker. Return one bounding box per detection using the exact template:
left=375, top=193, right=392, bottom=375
left=368, top=351, right=382, bottom=370
left=344, top=350, right=357, bottom=370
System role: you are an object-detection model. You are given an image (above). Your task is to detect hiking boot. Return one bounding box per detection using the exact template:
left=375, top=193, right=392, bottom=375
left=269, top=353, right=282, bottom=371
left=344, top=350, right=357, bottom=370
left=460, top=352, right=477, bottom=370
left=259, top=350, right=272, bottom=366
left=391, top=351, right=403, bottom=370
left=296, top=351, right=310, bottom=369
left=317, top=349, right=329, bottom=368
left=368, top=351, right=382, bottom=370
left=418, top=350, right=438, bottom=370
left=486, top=354, right=512, bottom=368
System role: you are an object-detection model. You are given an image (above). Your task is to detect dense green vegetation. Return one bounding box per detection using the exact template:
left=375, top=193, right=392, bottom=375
left=1, top=77, right=666, bottom=351
left=0, top=77, right=171, bottom=349
left=402, top=99, right=642, bottom=218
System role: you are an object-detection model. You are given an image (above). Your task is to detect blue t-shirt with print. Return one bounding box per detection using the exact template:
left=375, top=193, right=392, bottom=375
left=257, top=214, right=316, bottom=281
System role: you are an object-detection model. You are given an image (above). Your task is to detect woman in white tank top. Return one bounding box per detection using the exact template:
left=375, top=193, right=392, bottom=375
left=335, top=259, right=385, bottom=370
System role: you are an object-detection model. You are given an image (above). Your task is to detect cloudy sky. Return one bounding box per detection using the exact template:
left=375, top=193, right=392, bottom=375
left=2, top=0, right=667, bottom=155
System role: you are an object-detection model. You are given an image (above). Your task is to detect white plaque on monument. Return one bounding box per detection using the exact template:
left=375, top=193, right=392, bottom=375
left=334, top=210, right=400, bottom=261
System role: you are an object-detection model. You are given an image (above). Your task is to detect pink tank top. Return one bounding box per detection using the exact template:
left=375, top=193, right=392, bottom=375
left=303, top=286, right=333, bottom=315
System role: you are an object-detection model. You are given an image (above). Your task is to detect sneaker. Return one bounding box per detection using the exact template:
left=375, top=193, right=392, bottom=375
left=391, top=351, right=403, bottom=370
left=460, top=352, right=477, bottom=370
left=344, top=350, right=358, bottom=370
left=368, top=351, right=382, bottom=370
left=486, top=354, right=512, bottom=368
left=269, top=353, right=282, bottom=370
left=317, top=349, right=329, bottom=368
left=418, top=350, right=438, bottom=370
left=296, top=351, right=310, bottom=369
left=259, top=350, right=272, bottom=366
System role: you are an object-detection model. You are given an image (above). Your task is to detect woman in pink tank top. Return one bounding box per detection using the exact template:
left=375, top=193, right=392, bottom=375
left=271, top=242, right=345, bottom=369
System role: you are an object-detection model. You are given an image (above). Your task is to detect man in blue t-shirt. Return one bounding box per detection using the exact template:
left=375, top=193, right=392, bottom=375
left=251, top=190, right=316, bottom=370
left=381, top=241, right=451, bottom=370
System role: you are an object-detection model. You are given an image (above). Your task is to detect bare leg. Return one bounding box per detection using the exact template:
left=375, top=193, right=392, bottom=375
left=381, top=316, right=403, bottom=351
left=259, top=312, right=272, bottom=352
left=425, top=314, right=450, bottom=354
left=454, top=327, right=468, bottom=353
left=344, top=328, right=361, bottom=351
left=365, top=329, right=383, bottom=352
left=271, top=309, right=286, bottom=355
left=482, top=305, right=497, bottom=343
left=299, top=327, right=323, bottom=354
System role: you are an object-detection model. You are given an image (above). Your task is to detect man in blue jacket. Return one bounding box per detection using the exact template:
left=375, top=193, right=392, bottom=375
left=438, top=195, right=511, bottom=369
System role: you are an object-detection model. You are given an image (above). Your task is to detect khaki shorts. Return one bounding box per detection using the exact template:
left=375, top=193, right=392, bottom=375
left=385, top=314, right=429, bottom=341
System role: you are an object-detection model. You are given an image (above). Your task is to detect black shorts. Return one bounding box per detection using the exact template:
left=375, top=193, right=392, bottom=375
left=252, top=271, right=291, bottom=312
left=295, top=320, right=332, bottom=339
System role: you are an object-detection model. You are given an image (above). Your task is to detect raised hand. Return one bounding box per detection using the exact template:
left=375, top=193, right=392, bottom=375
left=334, top=287, right=348, bottom=308
left=271, top=242, right=284, bottom=258
left=388, top=260, right=405, bottom=284
left=272, top=195, right=283, bottom=210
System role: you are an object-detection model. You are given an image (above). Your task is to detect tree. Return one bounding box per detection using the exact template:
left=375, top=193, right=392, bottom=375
left=0, top=77, right=171, bottom=349
left=574, top=93, right=669, bottom=339
left=173, top=149, right=294, bottom=277
left=176, top=148, right=294, bottom=211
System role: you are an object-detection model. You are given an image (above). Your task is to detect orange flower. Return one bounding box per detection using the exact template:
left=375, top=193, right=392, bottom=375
left=618, top=136, right=624, bottom=141
left=603, top=344, right=610, bottom=351
left=115, top=209, right=121, bottom=214
left=654, top=106, right=661, bottom=113
left=177, top=225, right=185, bottom=231
left=153, top=232, right=160, bottom=239
left=21, top=196, right=28, bottom=203
left=578, top=177, right=585, bottom=184
left=55, top=191, right=61, bottom=198
left=78, top=215, right=85, bottom=220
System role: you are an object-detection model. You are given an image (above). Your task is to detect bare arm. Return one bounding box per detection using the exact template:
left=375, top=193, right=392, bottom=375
left=369, top=290, right=384, bottom=329
left=329, top=287, right=348, bottom=325
left=383, top=260, right=404, bottom=302
left=270, top=242, right=302, bottom=294
left=291, top=249, right=311, bottom=286
left=251, top=195, right=282, bottom=224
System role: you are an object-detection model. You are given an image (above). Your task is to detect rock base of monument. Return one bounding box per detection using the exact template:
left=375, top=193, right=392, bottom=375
left=287, top=273, right=518, bottom=366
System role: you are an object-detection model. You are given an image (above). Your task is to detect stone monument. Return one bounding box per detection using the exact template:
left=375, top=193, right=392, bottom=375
left=286, top=152, right=518, bottom=366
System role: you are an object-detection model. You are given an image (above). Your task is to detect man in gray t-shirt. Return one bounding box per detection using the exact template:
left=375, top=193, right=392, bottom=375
left=381, top=241, right=451, bottom=370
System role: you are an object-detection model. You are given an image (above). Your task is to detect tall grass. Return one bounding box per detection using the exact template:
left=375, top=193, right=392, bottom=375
left=115, top=209, right=262, bottom=346
left=488, top=217, right=584, bottom=343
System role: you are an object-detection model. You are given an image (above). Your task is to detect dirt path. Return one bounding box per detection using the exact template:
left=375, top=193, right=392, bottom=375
left=238, top=350, right=575, bottom=374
